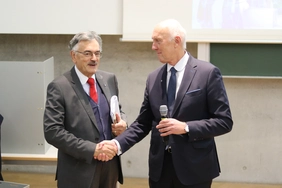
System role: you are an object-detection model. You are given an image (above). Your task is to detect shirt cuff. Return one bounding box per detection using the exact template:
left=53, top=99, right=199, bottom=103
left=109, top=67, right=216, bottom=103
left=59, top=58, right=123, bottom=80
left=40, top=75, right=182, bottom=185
left=112, top=139, right=122, bottom=156
left=185, top=123, right=189, bottom=133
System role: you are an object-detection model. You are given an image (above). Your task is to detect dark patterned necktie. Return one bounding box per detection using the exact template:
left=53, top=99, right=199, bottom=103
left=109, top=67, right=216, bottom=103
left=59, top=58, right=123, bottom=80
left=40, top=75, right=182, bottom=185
left=167, top=67, right=177, bottom=112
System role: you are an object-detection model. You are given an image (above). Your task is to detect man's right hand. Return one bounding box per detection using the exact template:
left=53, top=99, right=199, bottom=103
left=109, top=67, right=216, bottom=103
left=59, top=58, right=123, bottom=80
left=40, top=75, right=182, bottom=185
left=93, top=140, right=118, bottom=161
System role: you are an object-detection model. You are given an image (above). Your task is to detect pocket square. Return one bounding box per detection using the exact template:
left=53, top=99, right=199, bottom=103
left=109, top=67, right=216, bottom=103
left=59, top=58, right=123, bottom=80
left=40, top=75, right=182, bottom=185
left=185, top=88, right=201, bottom=94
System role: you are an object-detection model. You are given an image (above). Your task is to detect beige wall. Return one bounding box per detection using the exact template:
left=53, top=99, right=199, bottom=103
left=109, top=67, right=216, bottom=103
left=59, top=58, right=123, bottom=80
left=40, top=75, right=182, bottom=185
left=0, top=34, right=281, bottom=184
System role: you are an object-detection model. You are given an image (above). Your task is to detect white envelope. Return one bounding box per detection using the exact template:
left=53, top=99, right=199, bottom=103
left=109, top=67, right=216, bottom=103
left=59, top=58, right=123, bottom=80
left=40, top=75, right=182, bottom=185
left=110, top=95, right=121, bottom=123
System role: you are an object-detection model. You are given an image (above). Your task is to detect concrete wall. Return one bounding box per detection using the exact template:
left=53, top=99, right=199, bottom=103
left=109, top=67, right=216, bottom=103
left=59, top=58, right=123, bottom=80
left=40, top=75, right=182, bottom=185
left=0, top=34, right=282, bottom=184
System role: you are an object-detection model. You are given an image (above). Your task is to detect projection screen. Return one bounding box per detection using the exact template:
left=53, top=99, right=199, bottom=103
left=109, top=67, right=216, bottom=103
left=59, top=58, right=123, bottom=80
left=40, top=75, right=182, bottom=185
left=122, top=0, right=282, bottom=43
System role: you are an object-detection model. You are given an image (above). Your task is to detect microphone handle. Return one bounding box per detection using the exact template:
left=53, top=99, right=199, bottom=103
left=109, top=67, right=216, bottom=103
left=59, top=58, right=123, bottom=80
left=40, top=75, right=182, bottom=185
left=160, top=116, right=169, bottom=143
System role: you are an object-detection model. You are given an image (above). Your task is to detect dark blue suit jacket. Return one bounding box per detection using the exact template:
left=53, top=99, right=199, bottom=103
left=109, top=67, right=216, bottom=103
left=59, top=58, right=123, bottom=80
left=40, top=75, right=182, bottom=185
left=115, top=55, right=233, bottom=185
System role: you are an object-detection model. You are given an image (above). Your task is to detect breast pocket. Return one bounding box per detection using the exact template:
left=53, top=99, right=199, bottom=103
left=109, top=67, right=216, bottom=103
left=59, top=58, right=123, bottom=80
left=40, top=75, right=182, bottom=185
left=185, top=88, right=202, bottom=97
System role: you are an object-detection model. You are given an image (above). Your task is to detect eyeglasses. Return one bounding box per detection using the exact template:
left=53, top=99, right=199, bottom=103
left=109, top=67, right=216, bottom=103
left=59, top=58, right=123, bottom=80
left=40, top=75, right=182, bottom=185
left=75, top=50, right=102, bottom=58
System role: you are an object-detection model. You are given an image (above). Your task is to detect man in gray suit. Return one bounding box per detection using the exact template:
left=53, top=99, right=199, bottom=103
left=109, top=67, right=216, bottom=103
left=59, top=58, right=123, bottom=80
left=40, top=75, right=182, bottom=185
left=44, top=31, right=127, bottom=188
left=110, top=19, right=233, bottom=188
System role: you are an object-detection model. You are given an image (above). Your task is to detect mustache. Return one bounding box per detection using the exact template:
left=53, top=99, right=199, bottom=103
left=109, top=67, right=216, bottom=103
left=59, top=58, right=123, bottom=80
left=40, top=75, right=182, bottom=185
left=88, top=60, right=97, bottom=65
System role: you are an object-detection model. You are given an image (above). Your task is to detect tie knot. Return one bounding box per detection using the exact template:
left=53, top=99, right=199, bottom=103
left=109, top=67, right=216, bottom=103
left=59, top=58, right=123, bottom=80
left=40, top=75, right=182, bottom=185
left=170, top=67, right=177, bottom=74
left=87, top=78, right=95, bottom=86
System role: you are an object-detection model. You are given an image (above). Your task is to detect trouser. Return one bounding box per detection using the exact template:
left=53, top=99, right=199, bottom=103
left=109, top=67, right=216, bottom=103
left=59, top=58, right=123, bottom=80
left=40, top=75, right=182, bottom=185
left=91, top=156, right=119, bottom=188
left=149, top=151, right=212, bottom=188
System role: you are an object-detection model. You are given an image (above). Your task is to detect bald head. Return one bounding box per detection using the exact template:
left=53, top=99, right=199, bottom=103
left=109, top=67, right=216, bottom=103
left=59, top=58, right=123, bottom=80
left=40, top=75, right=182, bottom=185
left=155, top=19, right=187, bottom=49
left=151, top=19, right=187, bottom=65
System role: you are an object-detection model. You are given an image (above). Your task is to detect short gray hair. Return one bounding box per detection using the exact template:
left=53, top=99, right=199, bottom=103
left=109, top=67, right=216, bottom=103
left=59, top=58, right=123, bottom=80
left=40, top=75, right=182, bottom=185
left=68, top=31, right=102, bottom=51
left=158, top=19, right=186, bottom=49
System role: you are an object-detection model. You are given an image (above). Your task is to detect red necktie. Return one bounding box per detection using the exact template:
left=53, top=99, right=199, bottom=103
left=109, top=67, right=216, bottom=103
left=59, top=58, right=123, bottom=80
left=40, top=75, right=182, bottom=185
left=87, top=78, right=98, bottom=103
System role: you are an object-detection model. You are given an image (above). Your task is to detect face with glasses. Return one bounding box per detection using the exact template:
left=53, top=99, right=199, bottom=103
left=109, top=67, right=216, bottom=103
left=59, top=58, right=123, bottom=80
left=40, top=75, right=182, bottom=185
left=70, top=39, right=102, bottom=78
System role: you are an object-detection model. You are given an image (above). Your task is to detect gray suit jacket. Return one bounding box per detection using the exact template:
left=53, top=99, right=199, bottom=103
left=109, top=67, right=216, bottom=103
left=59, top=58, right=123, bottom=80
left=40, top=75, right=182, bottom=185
left=115, top=55, right=233, bottom=185
left=44, top=67, right=124, bottom=188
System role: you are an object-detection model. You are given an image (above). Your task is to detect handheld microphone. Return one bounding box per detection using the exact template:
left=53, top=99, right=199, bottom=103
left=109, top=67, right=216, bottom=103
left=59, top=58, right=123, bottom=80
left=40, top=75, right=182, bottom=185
left=159, top=105, right=168, bottom=119
left=159, top=105, right=169, bottom=144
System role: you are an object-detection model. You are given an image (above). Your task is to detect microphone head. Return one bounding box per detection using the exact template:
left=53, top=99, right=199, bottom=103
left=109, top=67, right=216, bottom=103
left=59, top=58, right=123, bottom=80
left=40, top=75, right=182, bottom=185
left=159, top=105, right=168, bottom=117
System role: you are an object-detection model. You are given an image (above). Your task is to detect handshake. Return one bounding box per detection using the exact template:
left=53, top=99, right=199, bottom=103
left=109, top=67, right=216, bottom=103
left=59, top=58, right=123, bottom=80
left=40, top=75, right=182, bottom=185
left=93, top=140, right=118, bottom=162
left=93, top=113, right=127, bottom=161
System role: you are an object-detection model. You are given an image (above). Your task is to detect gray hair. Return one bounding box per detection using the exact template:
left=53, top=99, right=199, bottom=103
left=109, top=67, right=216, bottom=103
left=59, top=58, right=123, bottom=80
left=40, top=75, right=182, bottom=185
left=68, top=31, right=102, bottom=51
left=158, top=19, right=186, bottom=49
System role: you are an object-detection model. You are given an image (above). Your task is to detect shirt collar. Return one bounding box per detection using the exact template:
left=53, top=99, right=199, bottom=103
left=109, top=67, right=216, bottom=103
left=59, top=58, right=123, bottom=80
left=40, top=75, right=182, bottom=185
left=167, top=51, right=189, bottom=72
left=74, top=66, right=96, bottom=85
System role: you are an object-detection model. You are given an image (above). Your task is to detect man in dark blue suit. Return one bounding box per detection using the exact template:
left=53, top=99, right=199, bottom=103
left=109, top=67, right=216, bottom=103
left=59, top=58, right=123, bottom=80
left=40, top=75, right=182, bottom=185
left=112, top=19, right=233, bottom=188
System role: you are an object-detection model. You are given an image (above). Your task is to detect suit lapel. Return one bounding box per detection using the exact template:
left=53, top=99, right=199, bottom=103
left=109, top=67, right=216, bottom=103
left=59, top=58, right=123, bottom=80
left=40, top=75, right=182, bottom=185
left=172, top=56, right=197, bottom=117
left=160, top=65, right=167, bottom=105
left=157, top=65, right=168, bottom=109
left=95, top=71, right=111, bottom=104
left=64, top=67, right=99, bottom=130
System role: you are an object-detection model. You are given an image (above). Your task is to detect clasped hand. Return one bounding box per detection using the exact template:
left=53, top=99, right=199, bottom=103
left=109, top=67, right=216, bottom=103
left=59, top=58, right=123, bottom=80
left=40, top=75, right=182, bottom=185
left=93, top=113, right=126, bottom=162
left=93, top=140, right=117, bottom=162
